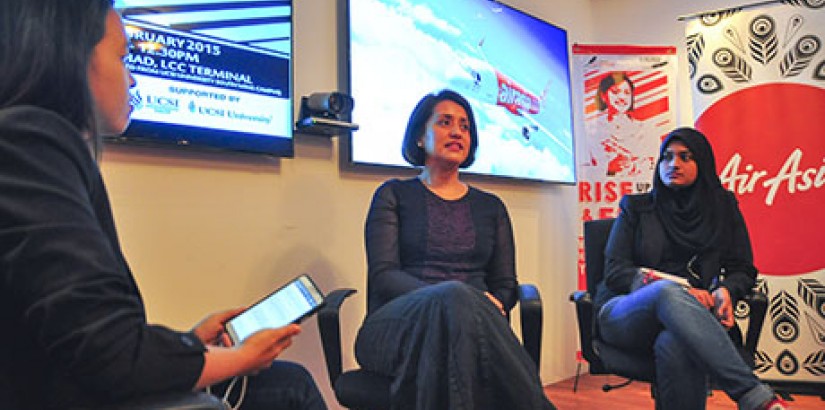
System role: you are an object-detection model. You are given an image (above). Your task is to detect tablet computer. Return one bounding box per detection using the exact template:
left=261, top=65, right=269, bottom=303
left=225, top=274, right=325, bottom=345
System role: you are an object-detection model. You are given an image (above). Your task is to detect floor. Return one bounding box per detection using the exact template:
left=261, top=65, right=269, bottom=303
left=543, top=374, right=824, bottom=409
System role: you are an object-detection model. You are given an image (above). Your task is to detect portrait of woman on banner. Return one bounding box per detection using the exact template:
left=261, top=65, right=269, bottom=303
left=585, top=71, right=656, bottom=177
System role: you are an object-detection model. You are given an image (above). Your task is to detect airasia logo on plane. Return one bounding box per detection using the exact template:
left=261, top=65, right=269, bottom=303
left=696, top=83, right=825, bottom=276
left=496, top=72, right=539, bottom=115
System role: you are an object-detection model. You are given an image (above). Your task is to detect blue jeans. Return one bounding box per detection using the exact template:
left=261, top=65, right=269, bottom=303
left=598, top=281, right=774, bottom=410
left=355, top=281, right=555, bottom=410
left=209, top=361, right=326, bottom=410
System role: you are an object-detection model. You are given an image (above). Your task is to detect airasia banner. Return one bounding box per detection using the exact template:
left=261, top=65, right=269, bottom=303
left=686, top=2, right=825, bottom=385
left=573, top=45, right=677, bottom=289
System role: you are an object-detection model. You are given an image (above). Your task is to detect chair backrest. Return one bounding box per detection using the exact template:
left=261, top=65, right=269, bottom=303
left=580, top=218, right=658, bottom=382
left=583, top=218, right=615, bottom=298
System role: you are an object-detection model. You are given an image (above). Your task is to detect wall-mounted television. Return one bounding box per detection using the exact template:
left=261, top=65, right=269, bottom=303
left=111, top=0, right=293, bottom=157
left=342, top=0, right=575, bottom=183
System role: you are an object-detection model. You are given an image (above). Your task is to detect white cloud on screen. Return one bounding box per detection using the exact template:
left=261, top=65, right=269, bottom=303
left=397, top=0, right=462, bottom=38
left=350, top=0, right=472, bottom=166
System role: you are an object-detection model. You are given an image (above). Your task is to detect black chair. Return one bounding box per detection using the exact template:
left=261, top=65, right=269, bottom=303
left=570, top=218, right=768, bottom=406
left=318, top=284, right=543, bottom=409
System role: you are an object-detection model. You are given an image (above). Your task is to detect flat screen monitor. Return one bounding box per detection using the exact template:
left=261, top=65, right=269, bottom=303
left=111, top=0, right=293, bottom=157
left=344, top=0, right=575, bottom=183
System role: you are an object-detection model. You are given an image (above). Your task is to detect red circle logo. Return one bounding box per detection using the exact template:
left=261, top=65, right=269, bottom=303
left=696, top=83, right=825, bottom=275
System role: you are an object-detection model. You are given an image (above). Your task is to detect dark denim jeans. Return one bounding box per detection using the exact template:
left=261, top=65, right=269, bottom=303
left=209, top=361, right=326, bottom=410
left=355, top=281, right=555, bottom=410
left=598, top=280, right=774, bottom=410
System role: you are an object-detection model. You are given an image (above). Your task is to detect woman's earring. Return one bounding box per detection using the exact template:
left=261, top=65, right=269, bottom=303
left=417, top=141, right=423, bottom=148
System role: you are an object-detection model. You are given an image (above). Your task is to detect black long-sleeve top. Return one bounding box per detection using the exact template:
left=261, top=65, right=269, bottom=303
left=594, top=193, right=757, bottom=310
left=0, top=107, right=205, bottom=409
left=364, top=178, right=518, bottom=315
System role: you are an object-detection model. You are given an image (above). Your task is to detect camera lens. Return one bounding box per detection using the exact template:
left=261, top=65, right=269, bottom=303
left=328, top=93, right=342, bottom=112
left=306, top=92, right=353, bottom=115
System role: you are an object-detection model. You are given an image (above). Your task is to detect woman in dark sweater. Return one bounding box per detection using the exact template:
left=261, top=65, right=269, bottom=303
left=595, top=127, right=786, bottom=410
left=355, top=89, right=555, bottom=409
left=0, top=1, right=324, bottom=408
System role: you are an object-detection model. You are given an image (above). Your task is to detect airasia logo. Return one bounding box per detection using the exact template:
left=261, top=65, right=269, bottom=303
left=496, top=72, right=539, bottom=115
left=696, top=83, right=825, bottom=276
left=720, top=149, right=825, bottom=206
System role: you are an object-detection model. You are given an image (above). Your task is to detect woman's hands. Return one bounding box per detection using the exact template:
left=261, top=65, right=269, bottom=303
left=485, top=292, right=506, bottom=316
left=193, top=309, right=302, bottom=389
left=192, top=308, right=245, bottom=346
left=712, top=287, right=734, bottom=328
left=687, top=288, right=715, bottom=309
left=687, top=287, right=734, bottom=328
left=236, top=325, right=301, bottom=374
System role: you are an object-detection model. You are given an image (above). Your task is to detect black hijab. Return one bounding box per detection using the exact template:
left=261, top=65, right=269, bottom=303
left=651, top=127, right=728, bottom=252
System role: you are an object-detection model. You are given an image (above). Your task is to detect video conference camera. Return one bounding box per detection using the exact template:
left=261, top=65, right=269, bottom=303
left=306, top=92, right=354, bottom=116
left=295, top=91, right=359, bottom=135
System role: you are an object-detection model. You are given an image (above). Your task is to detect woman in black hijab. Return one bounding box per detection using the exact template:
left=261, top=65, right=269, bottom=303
left=593, top=127, right=787, bottom=410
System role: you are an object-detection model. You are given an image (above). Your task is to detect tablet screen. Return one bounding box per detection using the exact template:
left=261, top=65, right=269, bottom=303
left=227, top=275, right=324, bottom=344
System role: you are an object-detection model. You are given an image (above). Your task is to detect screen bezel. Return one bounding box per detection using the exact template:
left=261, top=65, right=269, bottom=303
left=338, top=0, right=577, bottom=184
left=111, top=0, right=295, bottom=157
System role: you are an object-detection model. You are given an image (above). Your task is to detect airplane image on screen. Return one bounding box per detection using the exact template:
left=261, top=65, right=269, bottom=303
left=449, top=38, right=570, bottom=156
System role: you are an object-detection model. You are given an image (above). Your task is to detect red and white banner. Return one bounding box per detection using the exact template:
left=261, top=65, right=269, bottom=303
left=686, top=1, right=825, bottom=385
left=574, top=45, right=677, bottom=289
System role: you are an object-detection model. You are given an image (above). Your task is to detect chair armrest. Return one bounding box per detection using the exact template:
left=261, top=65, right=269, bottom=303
left=570, top=290, right=591, bottom=304
left=569, top=290, right=599, bottom=366
left=518, top=283, right=542, bottom=368
left=109, top=391, right=226, bottom=410
left=742, top=290, right=768, bottom=357
left=317, top=288, right=358, bottom=388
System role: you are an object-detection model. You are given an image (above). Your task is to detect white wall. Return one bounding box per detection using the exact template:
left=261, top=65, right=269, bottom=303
left=101, top=0, right=596, bottom=407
